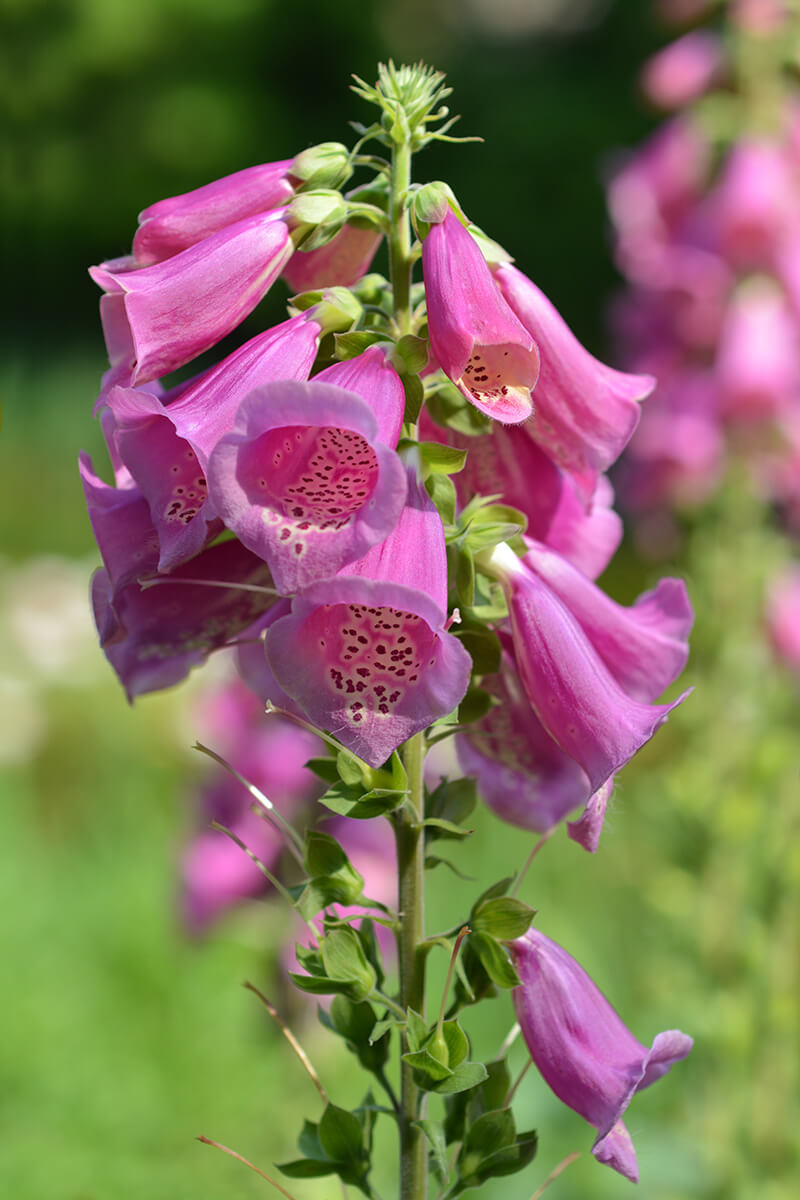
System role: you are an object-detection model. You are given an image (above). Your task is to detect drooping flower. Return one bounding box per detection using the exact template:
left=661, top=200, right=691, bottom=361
left=90, top=210, right=294, bottom=384
left=715, top=277, right=800, bottom=423
left=206, top=378, right=408, bottom=594
left=421, top=211, right=540, bottom=423
left=93, top=539, right=277, bottom=700
left=421, top=411, right=622, bottom=580
left=102, top=313, right=321, bottom=571
left=493, top=263, right=652, bottom=499
left=640, top=30, right=723, bottom=112
left=486, top=543, right=691, bottom=796
left=457, top=638, right=613, bottom=848
left=510, top=928, right=693, bottom=1182
left=265, top=466, right=472, bottom=766
left=283, top=222, right=383, bottom=292
left=131, top=161, right=296, bottom=266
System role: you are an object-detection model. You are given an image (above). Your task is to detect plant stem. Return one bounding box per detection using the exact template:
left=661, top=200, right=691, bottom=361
left=388, top=138, right=413, bottom=338
left=395, top=731, right=427, bottom=1200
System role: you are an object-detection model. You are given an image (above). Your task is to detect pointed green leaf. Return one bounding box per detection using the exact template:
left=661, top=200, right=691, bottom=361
left=433, top=1060, right=488, bottom=1095
left=471, top=933, right=521, bottom=990
left=318, top=1103, right=365, bottom=1164
left=415, top=1119, right=450, bottom=1183
left=471, top=897, right=536, bottom=941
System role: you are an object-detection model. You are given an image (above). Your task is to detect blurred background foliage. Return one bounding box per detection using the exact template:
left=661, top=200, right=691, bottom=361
left=1, top=0, right=797, bottom=1197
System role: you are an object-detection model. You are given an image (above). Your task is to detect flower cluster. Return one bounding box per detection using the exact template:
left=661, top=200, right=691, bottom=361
left=83, top=63, right=694, bottom=1187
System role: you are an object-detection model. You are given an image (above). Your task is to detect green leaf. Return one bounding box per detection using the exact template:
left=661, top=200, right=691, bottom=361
left=318, top=1103, right=365, bottom=1164
left=461, top=1108, right=516, bottom=1161
left=420, top=817, right=473, bottom=840
left=471, top=897, right=536, bottom=941
left=480, top=1059, right=512, bottom=1111
left=456, top=628, right=502, bottom=676
left=473, top=876, right=514, bottom=907
left=453, top=545, right=475, bottom=607
left=289, top=972, right=361, bottom=997
left=425, top=472, right=457, bottom=525
left=424, top=855, right=474, bottom=879
left=433, top=1060, right=488, bottom=1095
left=305, top=829, right=348, bottom=877
left=277, top=1158, right=338, bottom=1179
left=297, top=1119, right=328, bottom=1161
left=402, top=1047, right=454, bottom=1084
left=305, top=756, right=339, bottom=783
left=329, top=996, right=376, bottom=1046
left=405, top=1007, right=428, bottom=1052
left=418, top=440, right=468, bottom=477
left=426, top=777, right=478, bottom=827
left=334, top=330, right=391, bottom=360
left=415, top=1119, right=450, bottom=1183
left=336, top=750, right=368, bottom=786
left=321, top=927, right=377, bottom=1001
left=441, top=1019, right=469, bottom=1068
left=402, top=372, right=425, bottom=424
left=458, top=686, right=495, bottom=724
left=470, top=933, right=521, bottom=990
left=393, top=334, right=429, bottom=375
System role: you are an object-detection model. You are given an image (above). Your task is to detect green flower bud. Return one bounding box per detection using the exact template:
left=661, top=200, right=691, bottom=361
left=290, top=142, right=352, bottom=190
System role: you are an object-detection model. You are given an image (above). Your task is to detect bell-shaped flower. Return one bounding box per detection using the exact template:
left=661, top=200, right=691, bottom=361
left=207, top=379, right=408, bottom=595
left=715, top=277, right=800, bottom=423
left=487, top=543, right=691, bottom=795
left=90, top=210, right=294, bottom=384
left=510, top=928, right=693, bottom=1182
left=421, top=211, right=540, bottom=423
left=493, top=263, right=652, bottom=499
left=421, top=412, right=622, bottom=580
left=265, top=467, right=472, bottom=767
left=704, top=138, right=798, bottom=270
left=79, top=452, right=160, bottom=605
left=283, top=222, right=383, bottom=292
left=765, top=566, right=800, bottom=674
left=457, top=638, right=612, bottom=848
left=639, top=31, right=723, bottom=111
left=314, top=345, right=405, bottom=449
left=131, top=161, right=296, bottom=266
left=102, top=314, right=321, bottom=572
left=93, top=538, right=278, bottom=700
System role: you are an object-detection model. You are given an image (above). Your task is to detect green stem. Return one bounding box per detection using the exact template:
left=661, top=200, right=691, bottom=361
left=395, top=731, right=427, bottom=1200
left=388, top=138, right=413, bottom=338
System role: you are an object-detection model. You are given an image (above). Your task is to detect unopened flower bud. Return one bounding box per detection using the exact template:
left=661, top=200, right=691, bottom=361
left=290, top=141, right=352, bottom=190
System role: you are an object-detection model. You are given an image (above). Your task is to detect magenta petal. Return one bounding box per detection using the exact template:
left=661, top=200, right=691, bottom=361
left=79, top=452, right=159, bottom=594
left=497, top=548, right=690, bottom=793
left=105, top=386, right=220, bottom=572
left=166, top=314, right=321, bottom=466
left=456, top=648, right=593, bottom=833
left=315, top=345, right=405, bottom=448
left=207, top=379, right=408, bottom=594
left=90, top=210, right=293, bottom=383
left=282, top=222, right=382, bottom=291
left=494, top=262, right=651, bottom=498
left=93, top=540, right=277, bottom=700
left=510, top=928, right=692, bottom=1182
left=522, top=539, right=694, bottom=703
left=422, top=212, right=539, bottom=423
left=566, top=779, right=613, bottom=853
left=266, top=578, right=471, bottom=766
left=546, top=474, right=623, bottom=581
left=133, top=161, right=294, bottom=265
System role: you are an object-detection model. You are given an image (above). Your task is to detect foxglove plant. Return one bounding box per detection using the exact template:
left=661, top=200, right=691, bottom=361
left=83, top=63, right=694, bottom=1197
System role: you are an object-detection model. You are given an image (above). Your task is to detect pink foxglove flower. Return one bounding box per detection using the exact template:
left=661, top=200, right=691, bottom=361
left=488, top=544, right=690, bottom=795
left=90, top=210, right=294, bottom=384
left=283, top=223, right=383, bottom=292
left=423, top=413, right=622, bottom=580
left=422, top=211, right=540, bottom=423
left=102, top=314, right=321, bottom=572
left=265, top=467, right=471, bottom=767
left=715, top=278, right=800, bottom=422
left=314, top=345, right=405, bottom=449
left=207, top=379, right=408, bottom=595
left=640, top=31, right=723, bottom=112
left=494, top=263, right=652, bottom=498
left=132, top=161, right=295, bottom=266
left=93, top=539, right=277, bottom=700
left=510, top=928, right=693, bottom=1182
left=765, top=566, right=800, bottom=674
left=705, top=139, right=798, bottom=270
left=457, top=639, right=612, bottom=849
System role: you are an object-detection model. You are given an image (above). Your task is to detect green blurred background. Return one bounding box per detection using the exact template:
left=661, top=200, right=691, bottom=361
left=2, top=1, right=798, bottom=1197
